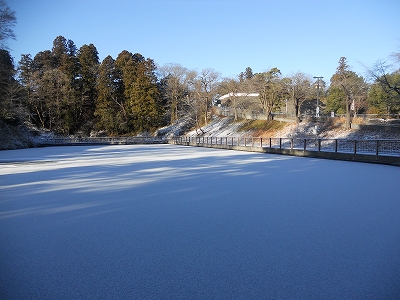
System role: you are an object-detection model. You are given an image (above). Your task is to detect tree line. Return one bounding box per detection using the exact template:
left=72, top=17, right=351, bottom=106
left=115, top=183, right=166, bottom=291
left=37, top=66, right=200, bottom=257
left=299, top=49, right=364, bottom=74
left=1, top=1, right=399, bottom=134
left=221, top=57, right=399, bottom=129
left=1, top=34, right=224, bottom=135
left=13, top=37, right=165, bottom=135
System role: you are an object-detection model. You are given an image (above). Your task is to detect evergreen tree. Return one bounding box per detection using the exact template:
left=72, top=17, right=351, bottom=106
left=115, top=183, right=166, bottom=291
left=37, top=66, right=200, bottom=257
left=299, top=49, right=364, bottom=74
left=325, top=87, right=346, bottom=114
left=367, top=78, right=400, bottom=114
left=0, top=49, right=16, bottom=119
left=114, top=51, right=164, bottom=132
left=252, top=68, right=284, bottom=120
left=129, top=60, right=163, bottom=132
left=77, top=43, right=99, bottom=130
left=59, top=40, right=80, bottom=132
left=245, top=67, right=253, bottom=80
left=66, top=39, right=77, bottom=57
left=59, top=40, right=79, bottom=81
left=330, top=57, right=368, bottom=128
left=115, top=51, right=144, bottom=99
left=95, top=55, right=127, bottom=134
left=18, top=54, right=33, bottom=91
left=51, top=35, right=68, bottom=68
left=33, top=50, right=53, bottom=73
left=114, top=50, right=135, bottom=131
left=238, top=72, right=245, bottom=83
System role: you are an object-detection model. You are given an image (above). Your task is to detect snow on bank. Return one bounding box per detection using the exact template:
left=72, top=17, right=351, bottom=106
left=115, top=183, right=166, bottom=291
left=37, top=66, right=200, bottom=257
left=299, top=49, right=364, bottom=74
left=1, top=145, right=399, bottom=299
left=155, top=117, right=194, bottom=138
left=185, top=116, right=250, bottom=138
left=0, top=122, right=60, bottom=150
left=185, top=116, right=400, bottom=140
left=2, top=116, right=398, bottom=151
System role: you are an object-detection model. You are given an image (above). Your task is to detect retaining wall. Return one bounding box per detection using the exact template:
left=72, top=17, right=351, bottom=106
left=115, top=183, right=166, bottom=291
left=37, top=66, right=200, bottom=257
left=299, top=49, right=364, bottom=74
left=170, top=140, right=400, bottom=167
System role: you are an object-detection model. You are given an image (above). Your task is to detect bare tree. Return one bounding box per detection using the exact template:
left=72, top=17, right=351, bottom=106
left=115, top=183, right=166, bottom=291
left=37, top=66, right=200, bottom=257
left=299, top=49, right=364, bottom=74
left=159, top=63, right=196, bottom=124
left=364, top=49, right=400, bottom=114
left=0, top=0, right=16, bottom=48
left=191, top=68, right=220, bottom=128
left=218, top=78, right=241, bottom=120
left=284, top=72, right=313, bottom=123
left=367, top=57, right=400, bottom=97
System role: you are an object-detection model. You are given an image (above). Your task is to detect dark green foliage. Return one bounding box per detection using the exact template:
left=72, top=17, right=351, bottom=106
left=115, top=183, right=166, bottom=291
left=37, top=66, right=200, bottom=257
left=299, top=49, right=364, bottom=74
left=0, top=49, right=16, bottom=119
left=16, top=37, right=97, bottom=133
left=77, top=44, right=99, bottom=127
left=33, top=50, right=54, bottom=72
left=52, top=35, right=68, bottom=68
left=129, top=63, right=164, bottom=132
left=111, top=51, right=164, bottom=134
left=0, top=48, right=14, bottom=90
left=16, top=37, right=79, bottom=132
left=367, top=76, right=400, bottom=114
left=324, top=87, right=346, bottom=114
left=245, top=67, right=253, bottom=80
left=329, top=57, right=368, bottom=128
left=238, top=66, right=254, bottom=82
left=95, top=55, right=127, bottom=134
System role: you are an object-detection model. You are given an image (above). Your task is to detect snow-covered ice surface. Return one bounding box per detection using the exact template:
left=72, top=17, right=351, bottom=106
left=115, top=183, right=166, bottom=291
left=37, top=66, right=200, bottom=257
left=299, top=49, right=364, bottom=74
left=0, top=145, right=399, bottom=299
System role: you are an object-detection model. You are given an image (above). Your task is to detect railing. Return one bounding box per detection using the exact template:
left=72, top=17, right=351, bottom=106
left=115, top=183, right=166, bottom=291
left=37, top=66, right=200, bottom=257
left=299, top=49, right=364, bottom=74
left=216, top=107, right=400, bottom=121
left=172, top=136, right=400, bottom=157
left=36, top=135, right=399, bottom=165
left=40, top=136, right=168, bottom=145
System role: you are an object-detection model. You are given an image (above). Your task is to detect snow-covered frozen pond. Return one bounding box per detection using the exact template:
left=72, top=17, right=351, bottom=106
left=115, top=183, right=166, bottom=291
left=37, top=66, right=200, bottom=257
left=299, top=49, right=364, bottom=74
left=0, top=145, right=399, bottom=299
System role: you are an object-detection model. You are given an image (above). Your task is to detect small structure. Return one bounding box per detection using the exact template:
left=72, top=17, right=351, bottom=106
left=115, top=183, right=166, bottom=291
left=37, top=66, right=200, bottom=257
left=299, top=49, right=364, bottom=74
left=218, top=92, right=296, bottom=120
left=219, top=92, right=259, bottom=102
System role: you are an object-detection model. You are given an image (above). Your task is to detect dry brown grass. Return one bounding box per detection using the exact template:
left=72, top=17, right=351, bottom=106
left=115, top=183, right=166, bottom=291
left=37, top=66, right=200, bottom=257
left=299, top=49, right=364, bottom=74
left=238, top=120, right=287, bottom=136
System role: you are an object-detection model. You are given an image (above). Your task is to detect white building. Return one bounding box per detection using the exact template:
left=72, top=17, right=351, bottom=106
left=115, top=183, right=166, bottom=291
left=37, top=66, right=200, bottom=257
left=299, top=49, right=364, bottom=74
left=218, top=92, right=259, bottom=101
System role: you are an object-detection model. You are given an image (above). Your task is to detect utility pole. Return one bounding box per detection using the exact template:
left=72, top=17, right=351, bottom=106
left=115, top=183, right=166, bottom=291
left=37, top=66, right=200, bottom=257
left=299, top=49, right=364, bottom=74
left=313, top=76, right=323, bottom=117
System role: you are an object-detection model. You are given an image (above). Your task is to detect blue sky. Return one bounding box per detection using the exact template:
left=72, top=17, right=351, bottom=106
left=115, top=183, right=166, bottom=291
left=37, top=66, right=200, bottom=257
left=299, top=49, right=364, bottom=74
left=7, top=0, right=400, bottom=81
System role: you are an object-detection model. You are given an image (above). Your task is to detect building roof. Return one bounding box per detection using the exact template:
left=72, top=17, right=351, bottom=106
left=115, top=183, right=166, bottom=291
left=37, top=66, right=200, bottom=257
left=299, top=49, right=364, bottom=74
left=219, top=92, right=259, bottom=100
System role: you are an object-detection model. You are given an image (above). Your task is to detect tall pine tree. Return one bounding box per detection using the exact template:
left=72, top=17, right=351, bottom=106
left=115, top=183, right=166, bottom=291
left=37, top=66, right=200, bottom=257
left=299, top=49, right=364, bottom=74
left=95, top=55, right=127, bottom=134
left=77, top=44, right=99, bottom=130
left=129, top=59, right=163, bottom=132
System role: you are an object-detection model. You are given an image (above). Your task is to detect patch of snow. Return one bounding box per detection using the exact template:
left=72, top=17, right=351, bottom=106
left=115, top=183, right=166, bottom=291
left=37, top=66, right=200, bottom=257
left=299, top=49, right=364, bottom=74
left=185, top=116, right=251, bottom=138
left=185, top=116, right=400, bottom=141
left=155, top=117, right=194, bottom=138
left=0, top=145, right=399, bottom=299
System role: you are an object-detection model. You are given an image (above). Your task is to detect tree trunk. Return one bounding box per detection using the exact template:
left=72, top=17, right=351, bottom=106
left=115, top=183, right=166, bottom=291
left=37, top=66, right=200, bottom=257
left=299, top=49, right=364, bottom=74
left=231, top=95, right=238, bottom=121
left=295, top=102, right=300, bottom=124
left=204, top=97, right=208, bottom=125
left=170, top=96, right=178, bottom=124
left=345, top=98, right=351, bottom=129
left=195, top=114, right=204, bottom=135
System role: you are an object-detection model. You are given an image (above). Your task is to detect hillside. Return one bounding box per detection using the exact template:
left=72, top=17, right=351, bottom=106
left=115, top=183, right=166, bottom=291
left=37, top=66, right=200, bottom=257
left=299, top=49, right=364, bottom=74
left=182, top=116, right=400, bottom=140
left=0, top=121, right=46, bottom=150
left=1, top=116, right=399, bottom=150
